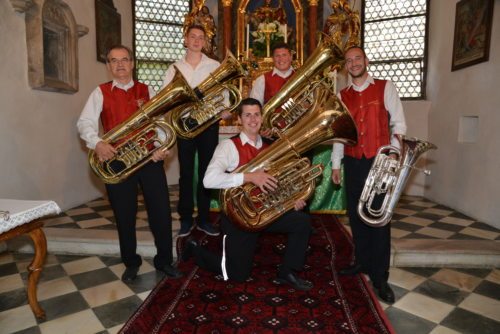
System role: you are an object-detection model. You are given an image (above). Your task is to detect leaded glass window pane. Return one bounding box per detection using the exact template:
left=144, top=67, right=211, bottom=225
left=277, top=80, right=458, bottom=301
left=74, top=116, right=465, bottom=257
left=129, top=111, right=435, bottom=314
left=363, top=0, right=428, bottom=99
left=134, top=0, right=190, bottom=92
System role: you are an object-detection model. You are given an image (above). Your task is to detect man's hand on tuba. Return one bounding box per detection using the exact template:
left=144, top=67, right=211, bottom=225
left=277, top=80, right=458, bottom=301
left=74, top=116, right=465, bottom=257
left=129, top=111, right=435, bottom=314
left=244, top=170, right=278, bottom=194
left=95, top=141, right=117, bottom=162
left=294, top=199, right=307, bottom=211
left=151, top=149, right=171, bottom=162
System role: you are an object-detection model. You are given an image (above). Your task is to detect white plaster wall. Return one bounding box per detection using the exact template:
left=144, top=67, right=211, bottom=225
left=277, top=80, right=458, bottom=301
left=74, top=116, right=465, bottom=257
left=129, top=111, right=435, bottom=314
left=426, top=0, right=500, bottom=228
left=402, top=101, right=432, bottom=196
left=0, top=0, right=137, bottom=210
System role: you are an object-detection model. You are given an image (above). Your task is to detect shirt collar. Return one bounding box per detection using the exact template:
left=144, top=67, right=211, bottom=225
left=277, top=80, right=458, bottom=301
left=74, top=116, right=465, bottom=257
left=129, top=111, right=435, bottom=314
left=239, top=132, right=263, bottom=149
left=180, top=53, right=209, bottom=65
left=346, top=73, right=375, bottom=91
left=272, top=67, right=294, bottom=78
left=111, top=79, right=134, bottom=91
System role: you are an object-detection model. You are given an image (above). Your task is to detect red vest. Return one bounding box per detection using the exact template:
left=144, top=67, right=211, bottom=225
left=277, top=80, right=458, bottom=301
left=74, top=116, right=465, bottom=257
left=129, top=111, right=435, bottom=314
left=99, top=81, right=150, bottom=133
left=263, top=70, right=294, bottom=104
left=340, top=79, right=390, bottom=159
left=231, top=136, right=270, bottom=168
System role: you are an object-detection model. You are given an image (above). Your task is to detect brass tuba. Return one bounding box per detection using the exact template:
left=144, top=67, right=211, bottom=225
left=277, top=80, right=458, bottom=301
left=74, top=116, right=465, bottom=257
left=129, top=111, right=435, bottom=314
left=221, top=86, right=357, bottom=231
left=262, top=34, right=345, bottom=133
left=89, top=69, right=199, bottom=184
left=168, top=50, right=245, bottom=139
left=358, top=137, right=437, bottom=227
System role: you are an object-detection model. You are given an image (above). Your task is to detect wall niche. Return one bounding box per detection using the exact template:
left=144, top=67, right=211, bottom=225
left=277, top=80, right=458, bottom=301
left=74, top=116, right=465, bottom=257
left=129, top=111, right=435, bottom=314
left=12, top=0, right=88, bottom=94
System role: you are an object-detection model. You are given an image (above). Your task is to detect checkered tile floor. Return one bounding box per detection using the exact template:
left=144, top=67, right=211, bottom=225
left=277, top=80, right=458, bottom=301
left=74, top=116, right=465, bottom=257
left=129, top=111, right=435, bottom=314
left=1, top=188, right=499, bottom=334
left=46, top=187, right=500, bottom=242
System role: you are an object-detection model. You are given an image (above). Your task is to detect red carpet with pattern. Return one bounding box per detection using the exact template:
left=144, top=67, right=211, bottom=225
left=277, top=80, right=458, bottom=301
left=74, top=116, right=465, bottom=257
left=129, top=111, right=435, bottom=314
left=120, top=214, right=395, bottom=333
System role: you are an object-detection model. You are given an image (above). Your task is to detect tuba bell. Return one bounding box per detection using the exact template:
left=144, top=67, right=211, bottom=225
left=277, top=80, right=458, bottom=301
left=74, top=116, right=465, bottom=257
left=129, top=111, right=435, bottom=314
left=262, top=34, right=345, bottom=133
left=89, top=69, right=199, bottom=184
left=221, top=85, right=357, bottom=231
left=168, top=50, right=245, bottom=139
left=358, top=137, right=437, bottom=227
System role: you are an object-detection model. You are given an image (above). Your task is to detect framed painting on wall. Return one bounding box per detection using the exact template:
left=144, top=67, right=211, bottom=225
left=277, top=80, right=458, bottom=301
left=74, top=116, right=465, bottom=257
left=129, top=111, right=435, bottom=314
left=95, top=0, right=121, bottom=63
left=451, top=0, right=494, bottom=71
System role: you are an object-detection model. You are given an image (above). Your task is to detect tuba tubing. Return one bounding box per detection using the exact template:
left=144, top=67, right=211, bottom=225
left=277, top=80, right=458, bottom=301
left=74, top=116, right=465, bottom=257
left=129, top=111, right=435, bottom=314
left=358, top=136, right=437, bottom=227
left=221, top=87, right=357, bottom=231
left=169, top=50, right=245, bottom=139
left=262, top=33, right=345, bottom=132
left=88, top=69, right=199, bottom=184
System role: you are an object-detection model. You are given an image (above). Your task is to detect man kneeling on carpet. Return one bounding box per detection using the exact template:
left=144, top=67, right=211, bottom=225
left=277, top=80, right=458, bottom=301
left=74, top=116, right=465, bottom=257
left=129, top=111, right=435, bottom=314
left=181, top=98, right=313, bottom=291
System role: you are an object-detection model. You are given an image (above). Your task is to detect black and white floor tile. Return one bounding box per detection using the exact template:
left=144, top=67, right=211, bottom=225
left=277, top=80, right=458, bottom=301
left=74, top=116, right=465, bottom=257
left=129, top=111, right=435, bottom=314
left=0, top=188, right=499, bottom=334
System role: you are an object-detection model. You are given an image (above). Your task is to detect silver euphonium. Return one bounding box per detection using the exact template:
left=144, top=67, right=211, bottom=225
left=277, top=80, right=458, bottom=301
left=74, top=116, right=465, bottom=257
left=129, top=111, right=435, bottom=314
left=358, top=136, right=437, bottom=227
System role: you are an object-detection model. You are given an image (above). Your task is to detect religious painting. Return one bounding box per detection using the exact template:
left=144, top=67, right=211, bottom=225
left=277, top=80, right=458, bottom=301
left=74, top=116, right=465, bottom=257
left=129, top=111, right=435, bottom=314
left=237, top=0, right=303, bottom=70
left=451, top=0, right=494, bottom=71
left=246, top=0, right=295, bottom=58
left=95, top=0, right=121, bottom=63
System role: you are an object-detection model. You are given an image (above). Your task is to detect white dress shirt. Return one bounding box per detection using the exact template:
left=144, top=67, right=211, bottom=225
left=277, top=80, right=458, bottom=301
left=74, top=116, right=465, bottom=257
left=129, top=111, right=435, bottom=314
left=203, top=132, right=264, bottom=189
left=249, top=67, right=294, bottom=105
left=331, top=74, right=407, bottom=169
left=161, top=53, right=220, bottom=89
left=77, top=80, right=155, bottom=149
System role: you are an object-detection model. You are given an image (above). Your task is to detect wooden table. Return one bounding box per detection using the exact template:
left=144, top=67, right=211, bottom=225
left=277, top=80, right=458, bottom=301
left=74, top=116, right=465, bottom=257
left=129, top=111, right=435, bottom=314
left=0, top=200, right=60, bottom=320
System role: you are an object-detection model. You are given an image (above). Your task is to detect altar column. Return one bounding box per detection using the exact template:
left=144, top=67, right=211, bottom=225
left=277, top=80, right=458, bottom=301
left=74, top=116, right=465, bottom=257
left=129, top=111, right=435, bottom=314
left=221, top=0, right=233, bottom=57
left=308, top=0, right=318, bottom=53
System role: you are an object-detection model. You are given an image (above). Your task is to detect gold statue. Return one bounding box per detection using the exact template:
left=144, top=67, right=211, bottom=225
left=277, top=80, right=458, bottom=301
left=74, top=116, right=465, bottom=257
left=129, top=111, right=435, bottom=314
left=250, top=0, right=287, bottom=28
left=323, top=0, right=360, bottom=51
left=183, top=0, right=217, bottom=59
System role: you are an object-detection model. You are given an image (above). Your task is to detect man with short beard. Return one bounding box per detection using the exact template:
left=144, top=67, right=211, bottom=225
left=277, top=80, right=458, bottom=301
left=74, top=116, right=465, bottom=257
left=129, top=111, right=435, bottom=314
left=331, top=46, right=406, bottom=303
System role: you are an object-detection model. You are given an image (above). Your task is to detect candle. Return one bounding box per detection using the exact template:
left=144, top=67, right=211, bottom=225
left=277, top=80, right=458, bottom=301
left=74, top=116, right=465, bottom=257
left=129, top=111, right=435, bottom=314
left=246, top=24, right=250, bottom=58
left=284, top=24, right=287, bottom=43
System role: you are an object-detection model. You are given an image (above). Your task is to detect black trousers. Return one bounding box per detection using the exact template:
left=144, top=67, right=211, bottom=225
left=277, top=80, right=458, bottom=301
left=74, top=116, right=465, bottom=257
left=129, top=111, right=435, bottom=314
left=193, top=211, right=312, bottom=282
left=343, top=155, right=391, bottom=286
left=105, top=161, right=173, bottom=269
left=177, top=123, right=219, bottom=224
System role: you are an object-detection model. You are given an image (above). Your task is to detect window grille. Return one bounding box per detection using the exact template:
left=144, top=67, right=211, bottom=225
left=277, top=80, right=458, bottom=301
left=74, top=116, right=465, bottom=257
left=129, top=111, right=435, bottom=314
left=362, top=0, right=429, bottom=99
left=134, top=0, right=190, bottom=92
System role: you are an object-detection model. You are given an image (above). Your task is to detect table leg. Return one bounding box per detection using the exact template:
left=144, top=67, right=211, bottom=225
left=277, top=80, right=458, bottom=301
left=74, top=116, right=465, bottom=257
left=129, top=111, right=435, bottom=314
left=27, top=227, right=47, bottom=320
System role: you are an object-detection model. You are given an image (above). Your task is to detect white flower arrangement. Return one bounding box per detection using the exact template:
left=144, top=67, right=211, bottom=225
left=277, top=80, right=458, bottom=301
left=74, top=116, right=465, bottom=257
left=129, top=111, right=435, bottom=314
left=250, top=20, right=287, bottom=57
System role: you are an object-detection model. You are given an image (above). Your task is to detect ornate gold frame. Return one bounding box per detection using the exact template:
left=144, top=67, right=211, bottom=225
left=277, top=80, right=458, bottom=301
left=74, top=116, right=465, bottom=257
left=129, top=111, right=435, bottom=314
left=236, top=0, right=304, bottom=65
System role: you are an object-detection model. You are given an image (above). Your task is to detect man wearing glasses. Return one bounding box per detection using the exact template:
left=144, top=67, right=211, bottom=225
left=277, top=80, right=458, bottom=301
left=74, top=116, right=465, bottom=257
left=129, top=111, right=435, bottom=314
left=77, top=45, right=183, bottom=283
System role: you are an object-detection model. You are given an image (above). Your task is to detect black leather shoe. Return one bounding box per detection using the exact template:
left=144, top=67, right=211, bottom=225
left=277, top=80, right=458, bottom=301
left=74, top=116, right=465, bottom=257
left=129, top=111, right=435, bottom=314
left=339, top=264, right=362, bottom=276
left=376, top=282, right=395, bottom=303
left=121, top=266, right=139, bottom=282
left=276, top=272, right=314, bottom=291
left=156, top=264, right=184, bottom=278
left=181, top=239, right=198, bottom=262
